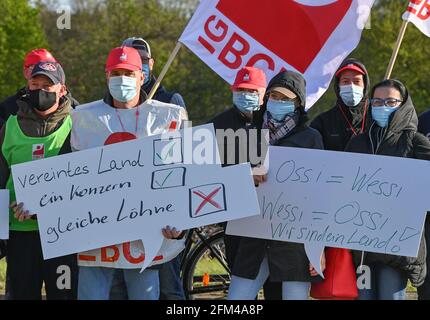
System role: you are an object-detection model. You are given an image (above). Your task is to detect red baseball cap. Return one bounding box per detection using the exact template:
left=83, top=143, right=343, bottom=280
left=232, top=67, right=267, bottom=90
left=105, top=47, right=142, bottom=72
left=335, top=63, right=365, bottom=78
left=24, top=49, right=57, bottom=68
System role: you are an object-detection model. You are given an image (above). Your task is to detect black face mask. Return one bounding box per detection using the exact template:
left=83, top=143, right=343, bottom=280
left=28, top=89, right=58, bottom=112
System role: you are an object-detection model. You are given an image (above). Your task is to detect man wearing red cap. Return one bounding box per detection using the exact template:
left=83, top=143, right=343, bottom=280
left=209, top=66, right=278, bottom=296
left=71, top=46, right=188, bottom=300
left=310, top=58, right=372, bottom=152
left=0, top=49, right=79, bottom=126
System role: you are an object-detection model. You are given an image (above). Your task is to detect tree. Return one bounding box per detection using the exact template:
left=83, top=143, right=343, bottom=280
left=0, top=0, right=48, bottom=100
left=36, top=0, right=231, bottom=124
left=34, top=0, right=430, bottom=123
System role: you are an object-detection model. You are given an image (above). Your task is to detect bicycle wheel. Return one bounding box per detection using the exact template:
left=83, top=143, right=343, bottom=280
left=182, top=231, right=230, bottom=300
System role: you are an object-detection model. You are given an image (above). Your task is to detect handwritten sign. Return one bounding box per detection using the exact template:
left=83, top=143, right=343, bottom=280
left=0, top=190, right=9, bottom=240
left=227, top=146, right=430, bottom=275
left=12, top=124, right=259, bottom=271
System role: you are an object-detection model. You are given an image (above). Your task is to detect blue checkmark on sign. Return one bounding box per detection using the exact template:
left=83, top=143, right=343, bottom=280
left=153, top=138, right=183, bottom=166
left=151, top=167, right=186, bottom=190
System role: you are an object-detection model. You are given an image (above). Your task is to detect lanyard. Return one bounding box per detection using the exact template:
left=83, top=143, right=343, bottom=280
left=338, top=102, right=368, bottom=136
left=115, top=106, right=140, bottom=135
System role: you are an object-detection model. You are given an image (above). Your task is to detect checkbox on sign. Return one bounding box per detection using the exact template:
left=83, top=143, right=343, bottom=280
left=153, top=137, right=183, bottom=166
left=189, top=183, right=226, bottom=218
left=151, top=167, right=186, bottom=190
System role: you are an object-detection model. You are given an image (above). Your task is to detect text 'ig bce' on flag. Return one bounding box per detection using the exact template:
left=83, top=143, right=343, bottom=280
left=403, top=0, right=430, bottom=37
left=179, top=0, right=375, bottom=110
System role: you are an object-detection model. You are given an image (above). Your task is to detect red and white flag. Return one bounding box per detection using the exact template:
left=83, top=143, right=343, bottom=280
left=403, top=0, right=430, bottom=37
left=179, top=0, right=375, bottom=110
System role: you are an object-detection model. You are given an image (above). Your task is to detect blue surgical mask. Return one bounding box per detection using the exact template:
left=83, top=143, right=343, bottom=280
left=340, top=84, right=364, bottom=107
left=142, top=64, right=151, bottom=85
left=266, top=98, right=296, bottom=121
left=108, top=76, right=138, bottom=103
left=371, top=106, right=400, bottom=128
left=233, top=91, right=260, bottom=114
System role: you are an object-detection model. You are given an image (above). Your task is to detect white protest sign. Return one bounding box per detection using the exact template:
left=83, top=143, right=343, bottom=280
left=0, top=190, right=9, bottom=240
left=12, top=124, right=260, bottom=271
left=227, top=146, right=430, bottom=276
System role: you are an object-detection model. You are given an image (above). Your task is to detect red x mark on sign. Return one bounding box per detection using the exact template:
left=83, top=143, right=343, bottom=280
left=193, top=187, right=222, bottom=215
left=190, top=184, right=226, bottom=218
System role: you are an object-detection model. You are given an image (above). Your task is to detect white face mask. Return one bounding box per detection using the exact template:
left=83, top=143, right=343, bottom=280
left=108, top=76, right=138, bottom=103
left=340, top=84, right=364, bottom=107
left=371, top=106, right=400, bottom=128
left=232, top=91, right=260, bottom=114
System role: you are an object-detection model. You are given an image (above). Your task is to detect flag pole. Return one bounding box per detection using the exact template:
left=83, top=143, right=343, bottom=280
left=147, top=42, right=183, bottom=100
left=384, top=19, right=409, bottom=80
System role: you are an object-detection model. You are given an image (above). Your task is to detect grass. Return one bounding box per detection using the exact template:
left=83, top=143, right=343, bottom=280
left=194, top=257, right=227, bottom=276
left=0, top=259, right=6, bottom=294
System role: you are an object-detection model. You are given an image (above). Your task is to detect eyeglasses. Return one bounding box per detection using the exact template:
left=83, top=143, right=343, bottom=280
left=370, top=98, right=403, bottom=108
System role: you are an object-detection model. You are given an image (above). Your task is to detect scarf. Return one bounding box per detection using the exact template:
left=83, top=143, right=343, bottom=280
left=263, top=111, right=299, bottom=145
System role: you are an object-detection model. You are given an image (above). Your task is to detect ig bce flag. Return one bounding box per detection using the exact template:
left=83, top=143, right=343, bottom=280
left=179, top=0, right=375, bottom=110
left=403, top=0, right=430, bottom=37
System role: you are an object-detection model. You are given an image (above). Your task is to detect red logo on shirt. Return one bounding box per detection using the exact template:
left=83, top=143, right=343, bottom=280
left=32, top=144, right=45, bottom=160
left=168, top=120, right=178, bottom=132
left=104, top=132, right=137, bottom=145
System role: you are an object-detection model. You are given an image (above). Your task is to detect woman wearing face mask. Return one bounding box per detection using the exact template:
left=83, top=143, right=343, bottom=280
left=227, top=70, right=325, bottom=300
left=345, top=79, right=430, bottom=300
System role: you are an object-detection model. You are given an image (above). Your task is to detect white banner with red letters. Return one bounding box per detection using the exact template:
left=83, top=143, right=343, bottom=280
left=403, top=0, right=430, bottom=37
left=179, top=0, right=375, bottom=109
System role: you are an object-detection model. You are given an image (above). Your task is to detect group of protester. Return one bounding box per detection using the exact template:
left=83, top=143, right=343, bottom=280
left=0, top=36, right=430, bottom=301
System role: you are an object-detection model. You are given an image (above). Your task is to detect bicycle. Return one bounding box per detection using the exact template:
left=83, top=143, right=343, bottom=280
left=181, top=225, right=231, bottom=300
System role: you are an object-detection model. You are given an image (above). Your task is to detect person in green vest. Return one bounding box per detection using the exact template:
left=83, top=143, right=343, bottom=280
left=0, top=61, right=78, bottom=300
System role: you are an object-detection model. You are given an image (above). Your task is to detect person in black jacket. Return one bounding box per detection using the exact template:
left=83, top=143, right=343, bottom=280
left=210, top=66, right=285, bottom=299
left=345, top=79, right=430, bottom=300
left=417, top=109, right=430, bottom=300
left=210, top=66, right=267, bottom=267
left=122, top=37, right=186, bottom=108
left=227, top=70, right=325, bottom=300
left=0, top=49, right=79, bottom=126
left=311, top=58, right=372, bottom=151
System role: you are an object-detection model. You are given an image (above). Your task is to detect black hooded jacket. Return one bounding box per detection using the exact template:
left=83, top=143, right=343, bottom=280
left=232, top=71, right=324, bottom=282
left=143, top=76, right=185, bottom=108
left=345, top=84, right=430, bottom=287
left=311, top=58, right=372, bottom=151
